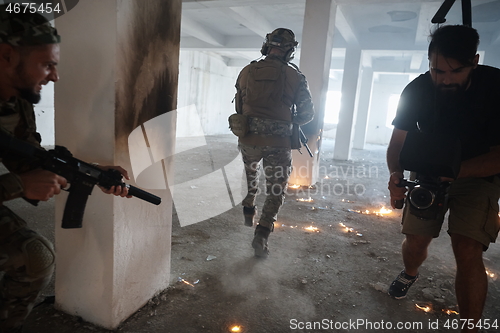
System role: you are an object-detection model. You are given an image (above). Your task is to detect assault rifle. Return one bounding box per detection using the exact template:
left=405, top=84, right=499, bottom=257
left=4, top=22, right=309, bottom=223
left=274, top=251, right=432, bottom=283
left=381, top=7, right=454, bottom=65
left=291, top=123, right=313, bottom=157
left=0, top=130, right=161, bottom=229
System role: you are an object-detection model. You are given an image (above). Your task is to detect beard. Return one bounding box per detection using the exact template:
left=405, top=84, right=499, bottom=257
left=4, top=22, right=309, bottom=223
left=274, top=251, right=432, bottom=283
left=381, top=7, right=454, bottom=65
left=14, top=62, right=42, bottom=104
left=17, top=88, right=41, bottom=104
left=435, top=71, right=472, bottom=105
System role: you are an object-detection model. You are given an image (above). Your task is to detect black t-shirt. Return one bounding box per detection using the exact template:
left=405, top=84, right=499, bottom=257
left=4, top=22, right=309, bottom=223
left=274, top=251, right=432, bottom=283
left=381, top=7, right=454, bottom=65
left=392, top=65, right=500, bottom=161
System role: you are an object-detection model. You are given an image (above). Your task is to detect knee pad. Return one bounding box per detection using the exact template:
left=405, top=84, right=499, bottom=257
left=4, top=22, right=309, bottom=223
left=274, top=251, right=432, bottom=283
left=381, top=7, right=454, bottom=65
left=21, top=236, right=55, bottom=278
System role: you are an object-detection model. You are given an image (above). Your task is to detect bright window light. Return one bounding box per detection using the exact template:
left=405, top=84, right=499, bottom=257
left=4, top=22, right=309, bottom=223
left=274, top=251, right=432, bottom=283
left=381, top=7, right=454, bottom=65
left=386, top=94, right=400, bottom=128
left=324, top=91, right=341, bottom=124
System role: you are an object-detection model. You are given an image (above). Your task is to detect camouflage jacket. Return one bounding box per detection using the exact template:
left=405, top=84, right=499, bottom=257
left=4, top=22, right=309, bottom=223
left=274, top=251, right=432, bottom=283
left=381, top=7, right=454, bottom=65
left=235, top=55, right=314, bottom=147
left=0, top=98, right=42, bottom=202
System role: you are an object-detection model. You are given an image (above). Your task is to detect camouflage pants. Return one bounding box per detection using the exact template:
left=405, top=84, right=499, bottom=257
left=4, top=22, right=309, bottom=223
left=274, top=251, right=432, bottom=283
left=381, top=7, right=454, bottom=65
left=0, top=205, right=54, bottom=333
left=239, top=143, right=292, bottom=230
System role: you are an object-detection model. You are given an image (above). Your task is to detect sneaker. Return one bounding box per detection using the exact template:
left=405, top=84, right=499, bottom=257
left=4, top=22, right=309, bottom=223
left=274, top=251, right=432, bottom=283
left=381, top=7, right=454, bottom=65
left=243, top=206, right=257, bottom=227
left=252, top=225, right=270, bottom=258
left=388, top=270, right=419, bottom=299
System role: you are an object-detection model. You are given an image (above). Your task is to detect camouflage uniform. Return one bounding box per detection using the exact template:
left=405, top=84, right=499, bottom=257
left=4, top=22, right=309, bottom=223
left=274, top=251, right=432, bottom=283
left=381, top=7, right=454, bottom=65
left=239, top=144, right=292, bottom=229
left=0, top=98, right=56, bottom=333
left=235, top=54, right=314, bottom=230
left=0, top=99, right=55, bottom=333
left=0, top=6, right=60, bottom=332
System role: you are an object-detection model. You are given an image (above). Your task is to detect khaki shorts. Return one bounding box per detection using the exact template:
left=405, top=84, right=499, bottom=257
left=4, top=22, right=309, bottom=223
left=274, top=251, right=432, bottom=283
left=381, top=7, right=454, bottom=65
left=402, top=177, right=500, bottom=249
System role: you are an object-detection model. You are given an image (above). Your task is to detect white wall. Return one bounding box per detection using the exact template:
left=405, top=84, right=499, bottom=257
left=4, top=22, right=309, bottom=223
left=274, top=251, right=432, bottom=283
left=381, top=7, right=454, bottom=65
left=177, top=50, right=241, bottom=136
left=35, top=78, right=55, bottom=146
left=36, top=50, right=240, bottom=145
left=365, top=73, right=410, bottom=145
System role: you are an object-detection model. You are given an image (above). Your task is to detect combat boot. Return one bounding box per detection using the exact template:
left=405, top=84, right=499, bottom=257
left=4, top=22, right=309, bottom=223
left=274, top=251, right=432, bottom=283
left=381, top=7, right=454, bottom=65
left=243, top=206, right=257, bottom=227
left=252, top=225, right=271, bottom=258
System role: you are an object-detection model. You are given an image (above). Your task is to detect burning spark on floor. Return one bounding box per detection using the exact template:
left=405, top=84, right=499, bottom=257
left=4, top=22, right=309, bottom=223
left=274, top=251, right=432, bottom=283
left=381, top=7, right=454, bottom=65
left=442, top=309, right=459, bottom=315
left=341, top=199, right=354, bottom=203
left=375, top=207, right=393, bottom=215
left=289, top=184, right=301, bottom=189
left=339, top=222, right=354, bottom=233
left=348, top=207, right=392, bottom=216
left=230, top=326, right=242, bottom=332
left=486, top=270, right=496, bottom=278
left=304, top=226, right=319, bottom=232
left=296, top=197, right=314, bottom=202
left=324, top=175, right=330, bottom=179
left=177, top=278, right=195, bottom=287
left=339, top=223, right=352, bottom=232
left=415, top=304, right=432, bottom=312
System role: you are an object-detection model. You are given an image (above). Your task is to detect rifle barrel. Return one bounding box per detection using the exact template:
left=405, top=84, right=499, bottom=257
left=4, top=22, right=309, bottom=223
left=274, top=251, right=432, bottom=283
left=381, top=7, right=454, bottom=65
left=126, top=184, right=161, bottom=205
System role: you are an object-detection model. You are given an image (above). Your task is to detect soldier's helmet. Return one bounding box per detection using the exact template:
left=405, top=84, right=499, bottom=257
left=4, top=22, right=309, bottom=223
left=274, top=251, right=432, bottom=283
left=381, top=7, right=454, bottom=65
left=260, top=28, right=298, bottom=62
left=0, top=3, right=60, bottom=46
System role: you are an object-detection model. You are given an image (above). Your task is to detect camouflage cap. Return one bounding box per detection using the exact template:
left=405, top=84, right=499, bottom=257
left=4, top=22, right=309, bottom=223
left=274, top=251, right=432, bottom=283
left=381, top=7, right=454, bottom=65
left=0, top=3, right=60, bottom=46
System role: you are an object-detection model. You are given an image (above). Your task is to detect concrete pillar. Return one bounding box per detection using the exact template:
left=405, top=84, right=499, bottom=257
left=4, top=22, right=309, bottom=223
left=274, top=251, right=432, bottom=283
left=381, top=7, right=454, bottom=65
left=290, top=0, right=337, bottom=186
left=353, top=67, right=374, bottom=150
left=333, top=45, right=362, bottom=160
left=54, top=0, right=180, bottom=329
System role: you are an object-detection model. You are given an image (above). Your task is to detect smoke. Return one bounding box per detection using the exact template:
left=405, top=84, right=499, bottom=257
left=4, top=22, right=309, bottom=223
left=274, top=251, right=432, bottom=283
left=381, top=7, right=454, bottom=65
left=219, top=250, right=316, bottom=321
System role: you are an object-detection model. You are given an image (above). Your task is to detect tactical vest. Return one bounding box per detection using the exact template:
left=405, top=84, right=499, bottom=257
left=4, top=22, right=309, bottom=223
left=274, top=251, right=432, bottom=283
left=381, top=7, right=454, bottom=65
left=238, top=57, right=301, bottom=147
left=245, top=61, right=286, bottom=113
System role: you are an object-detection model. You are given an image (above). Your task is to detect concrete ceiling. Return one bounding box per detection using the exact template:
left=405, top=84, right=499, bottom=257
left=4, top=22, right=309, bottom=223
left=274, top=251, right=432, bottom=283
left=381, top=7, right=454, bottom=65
left=181, top=0, right=500, bottom=72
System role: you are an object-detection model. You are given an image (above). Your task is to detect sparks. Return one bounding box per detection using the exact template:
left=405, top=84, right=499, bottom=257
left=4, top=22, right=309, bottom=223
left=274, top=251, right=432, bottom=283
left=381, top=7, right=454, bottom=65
left=375, top=206, right=393, bottom=216
left=442, top=309, right=459, bottom=315
left=348, top=207, right=392, bottom=216
left=230, top=326, right=242, bottom=332
left=289, top=184, right=301, bottom=189
left=415, top=304, right=432, bottom=312
left=339, top=222, right=354, bottom=232
left=486, top=270, right=496, bottom=278
left=179, top=278, right=195, bottom=287
left=304, top=226, right=319, bottom=232
left=296, top=197, right=313, bottom=202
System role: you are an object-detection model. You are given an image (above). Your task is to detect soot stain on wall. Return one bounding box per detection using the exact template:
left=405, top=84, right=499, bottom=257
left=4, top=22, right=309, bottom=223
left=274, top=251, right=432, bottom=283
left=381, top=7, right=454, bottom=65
left=116, top=0, right=181, bottom=151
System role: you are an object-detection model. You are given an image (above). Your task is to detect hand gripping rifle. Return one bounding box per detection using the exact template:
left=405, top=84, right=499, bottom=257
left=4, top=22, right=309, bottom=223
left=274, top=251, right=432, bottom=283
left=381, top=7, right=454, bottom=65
left=0, top=130, right=161, bottom=229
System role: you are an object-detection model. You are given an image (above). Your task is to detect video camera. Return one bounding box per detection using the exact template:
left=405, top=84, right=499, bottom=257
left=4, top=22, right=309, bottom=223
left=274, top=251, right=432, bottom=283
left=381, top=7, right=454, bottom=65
left=395, top=131, right=461, bottom=220
left=397, top=176, right=450, bottom=220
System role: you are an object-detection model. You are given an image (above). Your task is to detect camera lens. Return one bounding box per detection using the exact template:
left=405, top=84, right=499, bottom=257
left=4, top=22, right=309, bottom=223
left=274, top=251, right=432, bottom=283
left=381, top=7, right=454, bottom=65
left=409, top=186, right=435, bottom=209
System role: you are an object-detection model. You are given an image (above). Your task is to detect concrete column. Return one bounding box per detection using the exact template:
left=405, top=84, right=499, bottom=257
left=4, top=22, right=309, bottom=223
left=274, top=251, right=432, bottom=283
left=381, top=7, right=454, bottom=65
left=290, top=0, right=336, bottom=186
left=54, top=0, right=180, bottom=329
left=353, top=67, right=374, bottom=150
left=333, top=45, right=362, bottom=160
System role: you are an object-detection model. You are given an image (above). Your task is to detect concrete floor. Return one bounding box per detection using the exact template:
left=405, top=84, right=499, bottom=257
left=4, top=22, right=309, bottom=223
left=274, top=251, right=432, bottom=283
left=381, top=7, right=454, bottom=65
left=4, top=136, right=500, bottom=332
